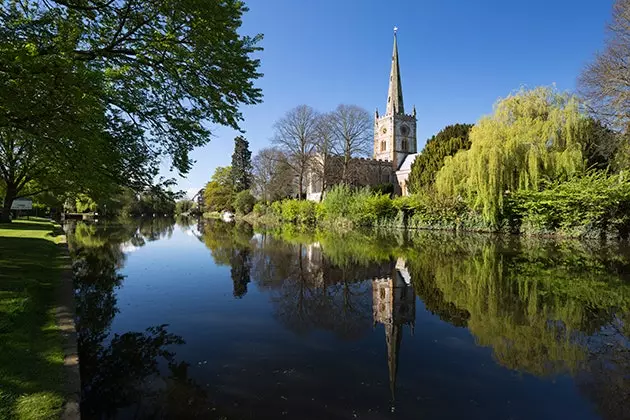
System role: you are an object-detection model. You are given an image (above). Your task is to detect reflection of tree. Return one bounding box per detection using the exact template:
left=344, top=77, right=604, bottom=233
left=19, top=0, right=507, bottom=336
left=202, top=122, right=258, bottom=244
left=264, top=227, right=630, bottom=415
left=68, top=218, right=220, bottom=419
left=230, top=248, right=251, bottom=298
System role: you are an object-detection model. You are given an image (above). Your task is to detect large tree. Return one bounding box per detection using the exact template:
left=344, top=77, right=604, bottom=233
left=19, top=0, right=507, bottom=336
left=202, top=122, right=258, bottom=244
left=272, top=105, right=319, bottom=198
left=408, top=123, right=473, bottom=193
left=230, top=136, right=253, bottom=192
left=204, top=166, right=235, bottom=212
left=310, top=113, right=336, bottom=198
left=251, top=147, right=294, bottom=202
left=579, top=0, right=630, bottom=130
left=330, top=105, right=372, bottom=183
left=0, top=0, right=262, bottom=221
left=436, top=87, right=588, bottom=225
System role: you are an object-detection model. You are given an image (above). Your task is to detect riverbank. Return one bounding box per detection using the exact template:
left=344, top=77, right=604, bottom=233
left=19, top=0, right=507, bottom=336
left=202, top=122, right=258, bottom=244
left=0, top=219, right=75, bottom=420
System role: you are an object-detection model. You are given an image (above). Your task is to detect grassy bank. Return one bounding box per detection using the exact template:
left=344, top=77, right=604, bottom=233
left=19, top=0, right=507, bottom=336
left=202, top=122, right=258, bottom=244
left=0, top=219, right=65, bottom=420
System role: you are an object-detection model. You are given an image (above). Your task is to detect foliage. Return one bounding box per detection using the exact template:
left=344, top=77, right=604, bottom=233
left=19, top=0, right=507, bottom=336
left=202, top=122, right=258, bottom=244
left=318, top=185, right=395, bottom=227
left=507, top=171, right=630, bottom=238
left=277, top=200, right=317, bottom=225
left=231, top=136, right=253, bottom=192
left=0, top=0, right=263, bottom=221
left=408, top=123, right=473, bottom=193
left=204, top=166, right=234, bottom=212
left=436, top=87, right=588, bottom=226
left=175, top=200, right=195, bottom=215
left=233, top=190, right=256, bottom=215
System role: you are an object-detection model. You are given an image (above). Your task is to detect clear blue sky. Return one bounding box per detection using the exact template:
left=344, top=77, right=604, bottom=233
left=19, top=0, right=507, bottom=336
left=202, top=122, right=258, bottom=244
left=172, top=0, right=614, bottom=198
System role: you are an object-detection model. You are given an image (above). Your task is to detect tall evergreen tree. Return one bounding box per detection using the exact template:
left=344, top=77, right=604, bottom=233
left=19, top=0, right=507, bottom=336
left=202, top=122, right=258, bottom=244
left=231, top=136, right=253, bottom=192
left=408, top=123, right=473, bottom=193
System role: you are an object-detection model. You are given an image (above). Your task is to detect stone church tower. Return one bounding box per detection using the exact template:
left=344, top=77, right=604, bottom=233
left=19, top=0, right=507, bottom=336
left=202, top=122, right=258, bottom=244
left=373, top=30, right=417, bottom=171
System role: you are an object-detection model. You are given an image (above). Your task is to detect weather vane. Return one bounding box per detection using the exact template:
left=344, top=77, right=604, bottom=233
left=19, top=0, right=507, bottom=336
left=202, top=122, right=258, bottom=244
left=394, top=26, right=398, bottom=34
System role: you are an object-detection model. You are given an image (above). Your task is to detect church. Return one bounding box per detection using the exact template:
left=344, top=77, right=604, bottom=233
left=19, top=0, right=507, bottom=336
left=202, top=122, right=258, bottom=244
left=306, top=30, right=419, bottom=201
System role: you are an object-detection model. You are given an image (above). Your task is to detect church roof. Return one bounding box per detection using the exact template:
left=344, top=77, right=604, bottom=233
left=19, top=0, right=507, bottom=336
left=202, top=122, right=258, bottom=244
left=386, top=31, right=404, bottom=115
left=397, top=153, right=419, bottom=172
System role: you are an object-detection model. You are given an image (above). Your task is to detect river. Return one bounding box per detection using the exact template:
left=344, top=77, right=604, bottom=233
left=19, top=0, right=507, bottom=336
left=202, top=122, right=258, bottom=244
left=66, top=217, right=630, bottom=420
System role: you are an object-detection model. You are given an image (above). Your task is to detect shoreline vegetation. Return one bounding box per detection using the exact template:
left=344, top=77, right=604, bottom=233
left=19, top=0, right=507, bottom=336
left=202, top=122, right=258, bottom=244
left=239, top=171, right=630, bottom=240
left=0, top=219, right=66, bottom=420
left=217, top=87, right=630, bottom=241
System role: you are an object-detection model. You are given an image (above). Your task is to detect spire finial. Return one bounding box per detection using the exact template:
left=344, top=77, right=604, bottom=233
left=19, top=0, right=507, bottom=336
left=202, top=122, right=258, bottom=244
left=393, top=26, right=398, bottom=35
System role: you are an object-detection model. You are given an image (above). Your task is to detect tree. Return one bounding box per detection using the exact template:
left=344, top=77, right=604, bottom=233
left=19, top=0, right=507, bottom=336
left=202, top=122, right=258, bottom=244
left=407, top=124, right=473, bottom=193
left=175, top=200, right=195, bottom=215
left=0, top=0, right=262, bottom=221
left=330, top=105, right=372, bottom=183
left=579, top=0, right=630, bottom=130
left=231, top=136, right=253, bottom=192
left=233, top=190, right=256, bottom=215
left=204, top=167, right=235, bottom=212
left=436, top=87, right=588, bottom=225
left=252, top=148, right=294, bottom=202
left=272, top=105, right=319, bottom=198
left=310, top=113, right=336, bottom=198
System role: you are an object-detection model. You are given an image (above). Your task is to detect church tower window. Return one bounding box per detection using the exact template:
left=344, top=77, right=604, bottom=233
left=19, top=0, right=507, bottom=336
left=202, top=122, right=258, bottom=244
left=381, top=140, right=387, bottom=152
left=401, top=139, right=408, bottom=152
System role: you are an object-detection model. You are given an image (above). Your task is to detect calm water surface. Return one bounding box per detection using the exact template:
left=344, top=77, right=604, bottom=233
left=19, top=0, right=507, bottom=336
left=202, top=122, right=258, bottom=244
left=67, top=218, right=630, bottom=420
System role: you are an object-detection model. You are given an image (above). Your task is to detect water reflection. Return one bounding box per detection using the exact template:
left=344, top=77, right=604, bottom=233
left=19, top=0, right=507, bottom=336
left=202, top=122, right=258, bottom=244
left=68, top=218, right=630, bottom=419
left=67, top=219, right=219, bottom=419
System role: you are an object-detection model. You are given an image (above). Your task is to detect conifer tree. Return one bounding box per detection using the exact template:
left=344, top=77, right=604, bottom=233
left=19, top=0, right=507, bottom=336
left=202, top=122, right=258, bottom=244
left=408, top=123, right=473, bottom=193
left=231, top=136, right=253, bottom=192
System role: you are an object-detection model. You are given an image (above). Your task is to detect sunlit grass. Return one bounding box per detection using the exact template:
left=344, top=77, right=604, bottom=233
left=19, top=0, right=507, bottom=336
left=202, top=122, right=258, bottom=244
left=0, top=219, right=65, bottom=419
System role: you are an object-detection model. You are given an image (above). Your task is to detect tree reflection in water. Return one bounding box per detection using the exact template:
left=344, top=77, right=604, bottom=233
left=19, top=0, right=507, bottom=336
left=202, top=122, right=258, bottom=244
left=245, top=226, right=630, bottom=419
left=70, top=218, right=630, bottom=419
left=68, top=218, right=219, bottom=419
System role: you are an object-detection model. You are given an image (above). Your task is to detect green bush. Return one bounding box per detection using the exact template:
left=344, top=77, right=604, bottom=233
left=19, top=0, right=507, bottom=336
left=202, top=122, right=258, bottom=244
left=273, top=199, right=318, bottom=225
left=507, top=171, right=630, bottom=238
left=233, top=190, right=256, bottom=215
left=252, top=202, right=268, bottom=216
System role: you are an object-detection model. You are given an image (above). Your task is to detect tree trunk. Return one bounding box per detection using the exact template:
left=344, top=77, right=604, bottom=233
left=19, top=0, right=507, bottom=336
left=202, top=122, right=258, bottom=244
left=1, top=187, right=16, bottom=223
left=298, top=172, right=304, bottom=200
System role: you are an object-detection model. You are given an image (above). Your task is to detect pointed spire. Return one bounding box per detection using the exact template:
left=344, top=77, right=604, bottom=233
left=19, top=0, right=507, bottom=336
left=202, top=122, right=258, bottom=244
left=386, top=28, right=404, bottom=115
left=386, top=323, right=403, bottom=409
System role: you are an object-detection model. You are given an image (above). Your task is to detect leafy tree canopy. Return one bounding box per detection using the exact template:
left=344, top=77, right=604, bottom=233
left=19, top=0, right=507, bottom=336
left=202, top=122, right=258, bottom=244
left=436, top=87, right=588, bottom=225
left=231, top=136, right=253, bottom=192
left=0, top=0, right=262, bottom=220
left=204, top=166, right=235, bottom=212
left=408, top=123, right=473, bottom=193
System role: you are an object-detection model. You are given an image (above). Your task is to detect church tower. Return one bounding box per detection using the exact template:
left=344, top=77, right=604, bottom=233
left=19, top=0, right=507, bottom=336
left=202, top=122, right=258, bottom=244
left=373, top=29, right=417, bottom=170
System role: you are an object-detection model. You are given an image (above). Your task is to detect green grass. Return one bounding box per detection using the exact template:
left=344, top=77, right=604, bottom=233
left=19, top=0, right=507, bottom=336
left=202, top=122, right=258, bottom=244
left=0, top=219, right=66, bottom=420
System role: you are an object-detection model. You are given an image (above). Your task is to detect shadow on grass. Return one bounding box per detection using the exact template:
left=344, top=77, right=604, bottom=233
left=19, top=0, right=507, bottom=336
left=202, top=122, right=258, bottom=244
left=0, top=235, right=65, bottom=419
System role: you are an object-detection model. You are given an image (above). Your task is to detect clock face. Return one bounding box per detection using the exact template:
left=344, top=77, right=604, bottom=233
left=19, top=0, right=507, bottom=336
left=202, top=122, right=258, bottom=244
left=400, top=125, right=410, bottom=136
left=381, top=127, right=387, bottom=134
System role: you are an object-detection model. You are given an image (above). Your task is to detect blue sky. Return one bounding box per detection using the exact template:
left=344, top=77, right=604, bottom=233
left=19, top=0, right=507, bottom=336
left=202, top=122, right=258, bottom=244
left=172, top=0, right=614, bottom=198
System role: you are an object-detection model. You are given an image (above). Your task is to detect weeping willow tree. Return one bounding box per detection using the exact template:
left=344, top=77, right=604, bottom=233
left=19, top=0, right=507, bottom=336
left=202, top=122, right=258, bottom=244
left=436, top=87, right=589, bottom=225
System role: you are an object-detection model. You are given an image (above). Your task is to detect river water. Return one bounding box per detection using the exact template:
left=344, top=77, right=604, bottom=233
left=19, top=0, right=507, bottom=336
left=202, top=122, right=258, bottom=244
left=67, top=217, right=630, bottom=420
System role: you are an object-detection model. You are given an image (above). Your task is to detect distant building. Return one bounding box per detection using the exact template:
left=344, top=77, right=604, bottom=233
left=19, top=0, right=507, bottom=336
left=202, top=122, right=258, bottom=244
left=306, top=29, right=418, bottom=201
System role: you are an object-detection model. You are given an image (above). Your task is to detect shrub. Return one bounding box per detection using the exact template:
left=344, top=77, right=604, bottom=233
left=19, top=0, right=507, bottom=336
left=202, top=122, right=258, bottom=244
left=252, top=202, right=268, bottom=216
left=233, top=190, right=256, bottom=215
left=507, top=171, right=630, bottom=238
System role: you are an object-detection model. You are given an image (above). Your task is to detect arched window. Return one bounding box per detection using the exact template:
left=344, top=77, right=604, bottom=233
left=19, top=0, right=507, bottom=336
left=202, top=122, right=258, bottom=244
left=401, top=139, right=408, bottom=151
left=381, top=140, right=386, bottom=152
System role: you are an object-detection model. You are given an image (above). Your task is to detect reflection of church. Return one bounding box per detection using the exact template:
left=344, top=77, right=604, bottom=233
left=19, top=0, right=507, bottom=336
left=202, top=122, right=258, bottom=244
left=372, top=258, right=415, bottom=407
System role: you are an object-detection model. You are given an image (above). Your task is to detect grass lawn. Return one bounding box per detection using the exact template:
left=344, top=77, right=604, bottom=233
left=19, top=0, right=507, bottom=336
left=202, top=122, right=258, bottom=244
left=0, top=219, right=66, bottom=420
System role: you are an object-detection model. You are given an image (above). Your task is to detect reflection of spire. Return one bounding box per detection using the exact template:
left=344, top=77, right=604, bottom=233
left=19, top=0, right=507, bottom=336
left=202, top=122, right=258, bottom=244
left=372, top=259, right=415, bottom=411
left=385, top=322, right=403, bottom=405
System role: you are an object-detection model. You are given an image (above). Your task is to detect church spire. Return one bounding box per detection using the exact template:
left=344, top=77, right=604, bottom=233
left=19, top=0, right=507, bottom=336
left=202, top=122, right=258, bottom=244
left=386, top=27, right=404, bottom=115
